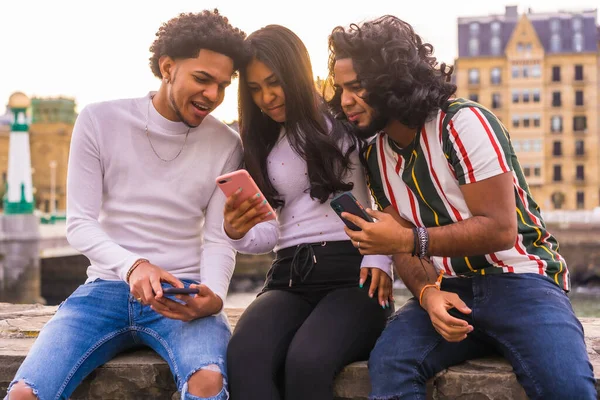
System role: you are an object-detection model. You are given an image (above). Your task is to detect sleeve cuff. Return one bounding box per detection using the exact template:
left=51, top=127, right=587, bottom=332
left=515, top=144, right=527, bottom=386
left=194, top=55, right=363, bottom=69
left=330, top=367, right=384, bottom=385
left=360, top=255, right=394, bottom=279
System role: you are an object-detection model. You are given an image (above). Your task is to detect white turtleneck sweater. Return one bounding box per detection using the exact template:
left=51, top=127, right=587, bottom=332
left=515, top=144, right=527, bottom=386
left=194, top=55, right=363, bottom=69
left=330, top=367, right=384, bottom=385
left=225, top=129, right=393, bottom=278
left=66, top=93, right=243, bottom=302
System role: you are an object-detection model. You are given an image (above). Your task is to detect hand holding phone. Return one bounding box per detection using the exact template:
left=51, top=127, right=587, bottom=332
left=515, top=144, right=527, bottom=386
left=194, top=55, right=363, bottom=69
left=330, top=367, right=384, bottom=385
left=330, top=191, right=374, bottom=231
left=217, top=169, right=276, bottom=240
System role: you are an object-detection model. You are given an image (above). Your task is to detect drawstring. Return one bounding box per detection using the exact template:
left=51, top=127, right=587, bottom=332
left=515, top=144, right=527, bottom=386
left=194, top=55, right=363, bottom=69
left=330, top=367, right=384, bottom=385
left=289, top=242, right=326, bottom=287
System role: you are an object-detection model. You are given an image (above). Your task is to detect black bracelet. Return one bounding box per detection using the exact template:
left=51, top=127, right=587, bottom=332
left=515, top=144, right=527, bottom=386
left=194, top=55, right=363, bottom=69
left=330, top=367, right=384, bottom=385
left=415, top=226, right=429, bottom=259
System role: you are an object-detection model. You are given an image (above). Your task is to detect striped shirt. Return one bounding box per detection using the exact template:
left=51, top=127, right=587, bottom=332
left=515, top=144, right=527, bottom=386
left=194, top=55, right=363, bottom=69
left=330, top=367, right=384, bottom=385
left=366, top=98, right=569, bottom=290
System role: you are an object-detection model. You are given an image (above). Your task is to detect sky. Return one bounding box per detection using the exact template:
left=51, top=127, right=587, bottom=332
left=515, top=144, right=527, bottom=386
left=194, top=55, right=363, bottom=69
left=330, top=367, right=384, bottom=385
left=0, top=0, right=597, bottom=123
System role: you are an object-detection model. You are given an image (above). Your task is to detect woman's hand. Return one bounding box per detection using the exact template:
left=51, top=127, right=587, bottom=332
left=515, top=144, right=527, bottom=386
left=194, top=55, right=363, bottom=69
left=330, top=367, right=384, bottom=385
left=360, top=267, right=393, bottom=309
left=223, top=188, right=273, bottom=240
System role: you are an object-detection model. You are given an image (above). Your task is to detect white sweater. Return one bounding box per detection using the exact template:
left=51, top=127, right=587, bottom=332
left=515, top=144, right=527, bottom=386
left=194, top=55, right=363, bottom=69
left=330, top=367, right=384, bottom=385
left=226, top=129, right=393, bottom=277
left=66, top=93, right=243, bottom=301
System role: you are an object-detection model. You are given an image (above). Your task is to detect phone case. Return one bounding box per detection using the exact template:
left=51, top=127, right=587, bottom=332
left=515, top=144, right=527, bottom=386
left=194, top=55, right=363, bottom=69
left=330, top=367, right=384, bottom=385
left=163, top=287, right=199, bottom=295
left=330, top=191, right=373, bottom=231
left=216, top=170, right=276, bottom=221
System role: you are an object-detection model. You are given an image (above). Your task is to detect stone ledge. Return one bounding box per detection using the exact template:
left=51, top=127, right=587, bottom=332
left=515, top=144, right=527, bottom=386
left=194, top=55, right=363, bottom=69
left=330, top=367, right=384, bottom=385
left=0, top=303, right=598, bottom=399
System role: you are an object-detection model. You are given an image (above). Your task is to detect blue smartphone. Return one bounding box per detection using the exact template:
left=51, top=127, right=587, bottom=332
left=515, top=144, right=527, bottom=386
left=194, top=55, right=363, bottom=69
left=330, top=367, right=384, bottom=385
left=330, top=191, right=374, bottom=231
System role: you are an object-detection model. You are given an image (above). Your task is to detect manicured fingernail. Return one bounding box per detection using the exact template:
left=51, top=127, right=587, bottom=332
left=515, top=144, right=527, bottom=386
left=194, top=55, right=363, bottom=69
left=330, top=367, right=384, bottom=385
left=369, top=293, right=373, bottom=298
left=262, top=200, right=267, bottom=205
left=267, top=211, right=272, bottom=216
left=255, top=193, right=260, bottom=197
left=237, top=187, right=242, bottom=193
left=386, top=300, right=390, bottom=308
left=359, top=279, right=364, bottom=288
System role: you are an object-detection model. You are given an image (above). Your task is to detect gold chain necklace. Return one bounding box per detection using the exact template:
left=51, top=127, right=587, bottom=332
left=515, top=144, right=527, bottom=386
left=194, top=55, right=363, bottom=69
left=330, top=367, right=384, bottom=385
left=145, top=96, right=190, bottom=162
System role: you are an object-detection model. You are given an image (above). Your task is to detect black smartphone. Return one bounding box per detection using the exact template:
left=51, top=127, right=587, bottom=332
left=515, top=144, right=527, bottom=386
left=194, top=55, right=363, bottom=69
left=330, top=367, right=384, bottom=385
left=330, top=191, right=374, bottom=231
left=163, top=287, right=199, bottom=295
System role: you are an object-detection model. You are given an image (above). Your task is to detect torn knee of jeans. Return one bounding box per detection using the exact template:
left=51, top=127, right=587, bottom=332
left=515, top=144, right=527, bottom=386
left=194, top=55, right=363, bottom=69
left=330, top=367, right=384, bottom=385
left=7, top=379, right=40, bottom=399
left=182, top=363, right=227, bottom=397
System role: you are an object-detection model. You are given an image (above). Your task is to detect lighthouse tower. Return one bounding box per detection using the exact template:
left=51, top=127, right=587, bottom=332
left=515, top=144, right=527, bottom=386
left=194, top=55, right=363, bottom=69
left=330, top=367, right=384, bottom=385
left=4, top=92, right=34, bottom=214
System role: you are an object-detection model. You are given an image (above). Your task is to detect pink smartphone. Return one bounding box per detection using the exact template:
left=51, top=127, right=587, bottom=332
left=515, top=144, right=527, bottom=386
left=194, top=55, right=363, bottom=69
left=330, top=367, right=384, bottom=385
left=216, top=170, right=276, bottom=221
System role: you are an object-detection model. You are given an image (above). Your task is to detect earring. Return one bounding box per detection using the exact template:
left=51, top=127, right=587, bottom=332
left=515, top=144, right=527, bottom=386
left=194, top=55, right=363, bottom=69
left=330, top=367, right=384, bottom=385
left=163, top=77, right=170, bottom=84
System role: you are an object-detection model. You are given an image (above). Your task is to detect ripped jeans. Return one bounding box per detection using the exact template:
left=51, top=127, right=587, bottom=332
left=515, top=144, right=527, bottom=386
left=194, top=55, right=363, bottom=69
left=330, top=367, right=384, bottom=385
left=5, top=279, right=230, bottom=400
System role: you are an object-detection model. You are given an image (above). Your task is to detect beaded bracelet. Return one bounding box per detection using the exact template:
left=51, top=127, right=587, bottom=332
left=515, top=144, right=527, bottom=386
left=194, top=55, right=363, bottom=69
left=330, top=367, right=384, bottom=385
left=418, top=270, right=444, bottom=306
left=126, top=258, right=150, bottom=283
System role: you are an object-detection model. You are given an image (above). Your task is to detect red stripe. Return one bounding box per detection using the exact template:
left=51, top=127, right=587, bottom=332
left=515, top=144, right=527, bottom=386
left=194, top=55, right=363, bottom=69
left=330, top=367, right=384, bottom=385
left=439, top=111, right=445, bottom=144
left=421, top=126, right=463, bottom=222
left=378, top=135, right=398, bottom=212
left=489, top=253, right=514, bottom=273
left=395, top=155, right=402, bottom=174
left=470, top=107, right=509, bottom=173
left=514, top=237, right=545, bottom=275
left=406, top=186, right=421, bottom=226
left=449, top=120, right=476, bottom=183
left=442, top=257, right=453, bottom=275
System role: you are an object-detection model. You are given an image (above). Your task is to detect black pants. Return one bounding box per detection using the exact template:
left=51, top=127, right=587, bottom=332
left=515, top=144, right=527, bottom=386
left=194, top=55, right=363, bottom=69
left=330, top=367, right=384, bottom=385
left=227, top=241, right=391, bottom=400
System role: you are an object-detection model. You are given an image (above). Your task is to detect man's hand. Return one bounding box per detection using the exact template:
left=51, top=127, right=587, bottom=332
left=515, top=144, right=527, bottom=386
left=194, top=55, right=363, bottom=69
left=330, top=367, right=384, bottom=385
left=342, top=208, right=412, bottom=255
left=420, top=288, right=473, bottom=342
left=223, top=189, right=273, bottom=240
left=129, top=261, right=183, bottom=305
left=151, top=284, right=223, bottom=322
left=360, top=267, right=393, bottom=308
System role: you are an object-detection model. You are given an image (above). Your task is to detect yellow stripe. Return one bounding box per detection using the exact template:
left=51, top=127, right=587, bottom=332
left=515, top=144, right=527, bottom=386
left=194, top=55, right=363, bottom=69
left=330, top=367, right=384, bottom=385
left=515, top=208, right=564, bottom=285
left=365, top=144, right=373, bottom=160
left=464, top=256, right=475, bottom=272
left=411, top=150, right=440, bottom=226
left=481, top=268, right=486, bottom=275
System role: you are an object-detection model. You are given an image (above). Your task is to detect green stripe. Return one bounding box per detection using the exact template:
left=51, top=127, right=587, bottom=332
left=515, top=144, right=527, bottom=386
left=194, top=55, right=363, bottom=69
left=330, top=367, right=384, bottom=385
left=365, top=141, right=391, bottom=211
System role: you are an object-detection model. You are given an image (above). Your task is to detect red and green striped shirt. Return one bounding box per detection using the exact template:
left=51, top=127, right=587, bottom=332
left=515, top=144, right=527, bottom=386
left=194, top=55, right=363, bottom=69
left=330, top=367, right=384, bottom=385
left=366, top=98, right=569, bottom=290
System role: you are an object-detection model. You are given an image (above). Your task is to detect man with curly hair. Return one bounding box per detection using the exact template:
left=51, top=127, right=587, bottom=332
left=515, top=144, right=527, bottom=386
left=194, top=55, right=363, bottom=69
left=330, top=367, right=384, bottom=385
left=6, top=10, right=246, bottom=400
left=327, top=16, right=597, bottom=400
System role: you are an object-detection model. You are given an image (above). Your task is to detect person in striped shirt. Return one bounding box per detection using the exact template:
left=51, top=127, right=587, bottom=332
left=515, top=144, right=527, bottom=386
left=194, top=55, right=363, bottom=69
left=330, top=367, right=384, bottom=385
left=326, top=15, right=597, bottom=400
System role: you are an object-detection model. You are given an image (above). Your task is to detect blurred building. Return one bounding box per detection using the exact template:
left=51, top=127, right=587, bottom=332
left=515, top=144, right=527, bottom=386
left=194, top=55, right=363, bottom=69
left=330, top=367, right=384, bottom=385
left=0, top=95, right=76, bottom=213
left=455, top=6, right=600, bottom=210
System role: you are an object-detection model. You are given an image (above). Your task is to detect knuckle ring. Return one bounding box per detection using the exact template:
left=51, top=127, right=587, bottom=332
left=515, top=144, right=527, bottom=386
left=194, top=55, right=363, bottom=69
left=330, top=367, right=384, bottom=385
left=357, top=241, right=361, bottom=249
left=137, top=297, right=142, bottom=302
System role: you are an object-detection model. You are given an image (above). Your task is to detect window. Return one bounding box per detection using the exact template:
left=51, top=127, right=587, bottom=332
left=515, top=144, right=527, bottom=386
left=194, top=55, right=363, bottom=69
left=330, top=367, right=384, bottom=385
left=512, top=90, right=519, bottom=103
left=517, top=42, right=524, bottom=52
left=491, top=67, right=501, bottom=84
left=522, top=66, right=529, bottom=78
left=575, top=140, right=585, bottom=156
left=576, top=165, right=585, bottom=181
left=552, top=66, right=561, bottom=82
left=512, top=65, right=519, bottom=78
left=522, top=140, right=531, bottom=152
left=551, top=34, right=561, bottom=52
left=572, top=17, right=583, bottom=31
left=469, top=93, right=479, bottom=103
left=531, top=65, right=541, bottom=77
left=512, top=140, right=520, bottom=152
left=573, top=33, right=584, bottom=52
left=575, top=91, right=584, bottom=106
left=469, top=22, right=480, bottom=36
left=551, top=116, right=563, bottom=133
left=525, top=43, right=532, bottom=52
left=534, top=165, right=541, bottom=177
left=533, top=115, right=540, bottom=127
left=469, top=38, right=479, bottom=56
left=522, top=90, right=530, bottom=103
left=575, top=65, right=583, bottom=80
left=490, top=37, right=502, bottom=55
left=468, top=68, right=480, bottom=84
left=523, top=166, right=531, bottom=177
left=533, top=139, right=542, bottom=152
left=552, top=141, right=562, bottom=156
left=492, top=93, right=501, bottom=109
left=523, top=116, right=530, bottom=128
left=532, top=89, right=540, bottom=102
left=512, top=115, right=520, bottom=128
left=576, top=191, right=585, bottom=210
left=573, top=116, right=587, bottom=132
left=491, top=21, right=501, bottom=35
left=552, top=92, right=561, bottom=107
left=550, top=19, right=561, bottom=33
left=553, top=165, right=562, bottom=182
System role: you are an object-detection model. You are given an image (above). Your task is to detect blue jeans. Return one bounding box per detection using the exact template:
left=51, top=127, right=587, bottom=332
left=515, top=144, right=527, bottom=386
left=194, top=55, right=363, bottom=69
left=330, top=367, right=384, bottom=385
left=369, top=273, right=597, bottom=400
left=5, top=279, right=231, bottom=400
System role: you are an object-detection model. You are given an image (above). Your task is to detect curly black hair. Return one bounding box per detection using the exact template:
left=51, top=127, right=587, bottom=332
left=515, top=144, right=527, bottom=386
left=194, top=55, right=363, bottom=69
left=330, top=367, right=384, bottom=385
left=327, top=15, right=456, bottom=129
left=149, top=9, right=246, bottom=78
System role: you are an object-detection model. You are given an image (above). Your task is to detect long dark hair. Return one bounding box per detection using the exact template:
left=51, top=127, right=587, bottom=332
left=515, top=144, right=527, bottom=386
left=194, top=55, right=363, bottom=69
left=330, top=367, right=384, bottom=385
left=327, top=16, right=456, bottom=129
left=239, top=25, right=357, bottom=208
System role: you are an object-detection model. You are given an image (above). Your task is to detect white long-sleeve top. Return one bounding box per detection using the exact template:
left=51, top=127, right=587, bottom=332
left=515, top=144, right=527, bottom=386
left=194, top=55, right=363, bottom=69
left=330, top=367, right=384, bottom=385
left=66, top=93, right=243, bottom=302
left=225, top=128, right=393, bottom=278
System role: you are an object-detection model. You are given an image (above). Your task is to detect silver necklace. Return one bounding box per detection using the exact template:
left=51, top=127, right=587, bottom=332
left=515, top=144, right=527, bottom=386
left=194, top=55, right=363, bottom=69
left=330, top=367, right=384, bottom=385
left=145, top=95, right=190, bottom=162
